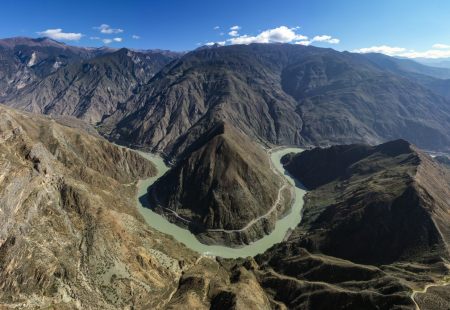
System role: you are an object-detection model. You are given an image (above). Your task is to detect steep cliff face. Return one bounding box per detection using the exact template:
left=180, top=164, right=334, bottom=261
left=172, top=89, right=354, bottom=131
left=148, top=122, right=292, bottom=246
left=281, top=139, right=450, bottom=265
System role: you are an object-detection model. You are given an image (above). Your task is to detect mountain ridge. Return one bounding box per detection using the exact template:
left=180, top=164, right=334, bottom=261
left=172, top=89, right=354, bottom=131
left=3, top=38, right=450, bottom=155
left=147, top=121, right=293, bottom=246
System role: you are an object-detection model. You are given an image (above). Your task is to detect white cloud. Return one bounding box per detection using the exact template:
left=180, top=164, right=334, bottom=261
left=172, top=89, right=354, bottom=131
left=214, top=26, right=220, bottom=30
left=353, top=45, right=407, bottom=56
left=432, top=43, right=450, bottom=49
left=90, top=36, right=122, bottom=44
left=132, top=35, right=140, bottom=39
left=203, top=25, right=340, bottom=48
left=101, top=38, right=121, bottom=44
left=353, top=44, right=450, bottom=59
left=399, top=49, right=450, bottom=59
left=205, top=41, right=226, bottom=46
left=295, top=40, right=311, bottom=46
left=37, top=28, right=83, bottom=41
left=312, top=35, right=340, bottom=44
left=94, top=24, right=123, bottom=34
left=228, top=26, right=308, bottom=45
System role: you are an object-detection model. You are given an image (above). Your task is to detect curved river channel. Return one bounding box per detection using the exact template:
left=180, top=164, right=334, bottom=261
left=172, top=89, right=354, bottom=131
left=135, top=148, right=306, bottom=259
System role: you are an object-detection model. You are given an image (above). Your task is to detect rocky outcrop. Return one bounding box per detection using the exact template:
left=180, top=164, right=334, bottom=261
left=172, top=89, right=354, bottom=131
left=148, top=122, right=293, bottom=246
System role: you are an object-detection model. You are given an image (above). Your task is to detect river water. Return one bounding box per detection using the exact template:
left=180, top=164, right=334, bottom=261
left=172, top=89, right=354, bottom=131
left=135, top=148, right=306, bottom=258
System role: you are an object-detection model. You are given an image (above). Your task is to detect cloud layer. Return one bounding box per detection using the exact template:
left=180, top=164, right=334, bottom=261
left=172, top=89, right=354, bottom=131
left=37, top=29, right=83, bottom=41
left=353, top=45, right=406, bottom=56
left=205, top=25, right=339, bottom=47
left=228, top=26, right=308, bottom=44
left=353, top=44, right=450, bottom=59
left=94, top=24, right=123, bottom=34
left=90, top=36, right=123, bottom=45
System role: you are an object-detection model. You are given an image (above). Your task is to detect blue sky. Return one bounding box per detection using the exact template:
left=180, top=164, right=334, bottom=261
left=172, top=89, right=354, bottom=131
left=1, top=0, right=450, bottom=58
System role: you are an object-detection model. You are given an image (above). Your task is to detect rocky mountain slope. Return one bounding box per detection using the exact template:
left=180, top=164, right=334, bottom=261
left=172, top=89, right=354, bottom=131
left=4, top=40, right=450, bottom=155
left=148, top=121, right=292, bottom=246
left=0, top=105, right=296, bottom=309
left=1, top=105, right=449, bottom=309
left=0, top=37, right=109, bottom=99
left=363, top=52, right=450, bottom=100
left=2, top=37, right=450, bottom=309
left=4, top=48, right=178, bottom=124
left=248, top=139, right=450, bottom=309
left=280, top=139, right=450, bottom=265
left=0, top=105, right=192, bottom=308
left=101, top=43, right=450, bottom=157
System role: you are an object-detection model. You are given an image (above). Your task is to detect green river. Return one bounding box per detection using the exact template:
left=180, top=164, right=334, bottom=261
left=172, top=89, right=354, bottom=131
left=135, top=148, right=306, bottom=258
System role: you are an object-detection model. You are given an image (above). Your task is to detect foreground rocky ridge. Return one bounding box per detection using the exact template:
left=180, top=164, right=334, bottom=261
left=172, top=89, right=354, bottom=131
left=0, top=105, right=192, bottom=308
left=148, top=121, right=292, bottom=246
left=1, top=107, right=449, bottom=309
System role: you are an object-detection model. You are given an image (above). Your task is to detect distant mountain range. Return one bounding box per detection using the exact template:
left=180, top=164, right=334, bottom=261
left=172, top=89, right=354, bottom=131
left=2, top=38, right=450, bottom=156
left=414, top=57, right=450, bottom=69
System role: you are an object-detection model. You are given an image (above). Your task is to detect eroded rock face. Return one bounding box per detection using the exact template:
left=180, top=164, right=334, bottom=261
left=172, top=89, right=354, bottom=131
left=148, top=122, right=293, bottom=246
